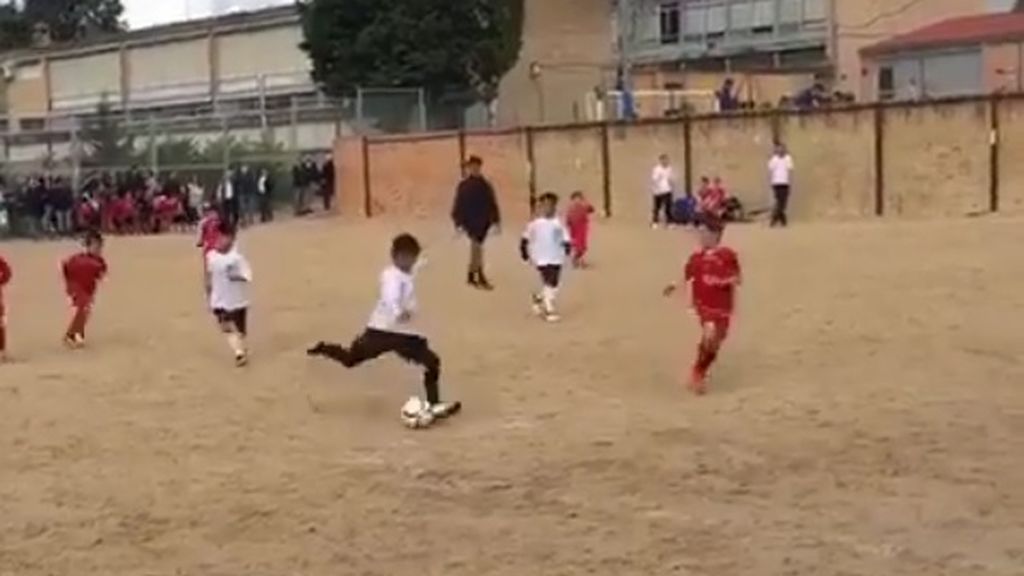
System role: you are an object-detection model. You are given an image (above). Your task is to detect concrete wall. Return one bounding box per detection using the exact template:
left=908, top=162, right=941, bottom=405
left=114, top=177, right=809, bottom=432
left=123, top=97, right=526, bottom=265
left=835, top=0, right=987, bottom=99
left=996, top=98, right=1024, bottom=214
left=5, top=61, right=48, bottom=116
left=335, top=96, right=1024, bottom=223
left=128, top=38, right=211, bottom=103
left=50, top=52, right=121, bottom=110
left=497, top=0, right=613, bottom=127
left=216, top=26, right=309, bottom=80
left=984, top=41, right=1024, bottom=94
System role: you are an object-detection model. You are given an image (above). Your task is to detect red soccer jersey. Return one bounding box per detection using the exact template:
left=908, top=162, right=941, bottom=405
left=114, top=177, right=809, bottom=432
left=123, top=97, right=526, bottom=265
left=198, top=214, right=222, bottom=253
left=0, top=256, right=11, bottom=289
left=0, top=255, right=11, bottom=309
left=700, top=186, right=727, bottom=216
left=685, top=246, right=740, bottom=317
left=63, top=252, right=108, bottom=299
left=566, top=201, right=594, bottom=233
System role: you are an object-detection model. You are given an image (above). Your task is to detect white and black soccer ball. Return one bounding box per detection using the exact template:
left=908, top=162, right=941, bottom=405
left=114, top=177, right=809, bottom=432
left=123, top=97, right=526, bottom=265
left=400, top=396, right=435, bottom=429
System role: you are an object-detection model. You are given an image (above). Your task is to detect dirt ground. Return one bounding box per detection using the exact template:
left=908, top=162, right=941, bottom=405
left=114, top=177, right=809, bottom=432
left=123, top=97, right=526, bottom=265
left=1, top=216, right=1022, bottom=576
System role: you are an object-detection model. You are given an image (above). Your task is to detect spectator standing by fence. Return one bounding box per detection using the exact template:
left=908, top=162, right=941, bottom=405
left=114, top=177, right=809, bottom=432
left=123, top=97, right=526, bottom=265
left=651, top=154, right=677, bottom=228
left=452, top=156, right=501, bottom=291
left=321, top=156, right=335, bottom=212
left=768, top=143, right=794, bottom=227
left=258, top=168, right=274, bottom=223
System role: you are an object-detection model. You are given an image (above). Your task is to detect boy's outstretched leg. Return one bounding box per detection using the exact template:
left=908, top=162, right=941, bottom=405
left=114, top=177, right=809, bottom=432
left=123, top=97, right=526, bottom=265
left=65, top=303, right=90, bottom=348
left=690, top=320, right=725, bottom=395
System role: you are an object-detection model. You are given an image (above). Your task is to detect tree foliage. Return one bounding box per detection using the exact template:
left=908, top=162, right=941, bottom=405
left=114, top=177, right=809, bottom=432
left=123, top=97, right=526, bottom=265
left=0, top=5, right=31, bottom=52
left=299, top=0, right=523, bottom=102
left=80, top=97, right=138, bottom=169
left=0, top=0, right=124, bottom=50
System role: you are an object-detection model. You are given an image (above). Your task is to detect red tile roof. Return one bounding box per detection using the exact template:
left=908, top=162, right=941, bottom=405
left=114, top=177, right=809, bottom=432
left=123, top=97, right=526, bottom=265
left=861, top=13, right=1024, bottom=57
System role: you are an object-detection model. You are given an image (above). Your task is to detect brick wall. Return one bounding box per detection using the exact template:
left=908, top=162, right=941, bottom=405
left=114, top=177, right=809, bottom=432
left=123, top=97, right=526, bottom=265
left=335, top=95, right=1024, bottom=223
left=496, top=0, right=613, bottom=127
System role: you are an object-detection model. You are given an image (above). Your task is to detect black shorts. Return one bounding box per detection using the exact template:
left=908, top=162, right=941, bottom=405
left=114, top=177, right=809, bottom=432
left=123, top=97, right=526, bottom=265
left=213, top=308, right=248, bottom=335
left=537, top=265, right=562, bottom=288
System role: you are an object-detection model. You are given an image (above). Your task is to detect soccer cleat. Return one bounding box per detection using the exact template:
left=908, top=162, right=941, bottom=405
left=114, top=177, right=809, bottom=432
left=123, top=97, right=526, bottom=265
left=531, top=294, right=544, bottom=316
left=544, top=312, right=561, bottom=323
left=689, top=368, right=708, bottom=396
left=235, top=353, right=249, bottom=367
left=64, top=334, right=85, bottom=349
left=306, top=342, right=328, bottom=356
left=429, top=401, right=462, bottom=419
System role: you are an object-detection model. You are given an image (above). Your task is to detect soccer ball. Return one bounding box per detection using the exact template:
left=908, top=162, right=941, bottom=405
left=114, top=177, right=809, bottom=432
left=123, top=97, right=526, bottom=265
left=400, top=396, right=435, bottom=429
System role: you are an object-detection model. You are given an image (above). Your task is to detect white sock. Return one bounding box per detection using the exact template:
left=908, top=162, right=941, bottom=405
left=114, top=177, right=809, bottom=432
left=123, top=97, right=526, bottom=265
left=542, top=286, right=558, bottom=313
left=226, top=333, right=245, bottom=356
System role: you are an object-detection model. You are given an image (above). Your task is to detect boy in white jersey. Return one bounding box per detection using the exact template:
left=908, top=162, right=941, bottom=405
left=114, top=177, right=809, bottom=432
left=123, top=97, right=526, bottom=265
left=205, top=221, right=252, bottom=367
left=307, top=234, right=461, bottom=420
left=520, top=192, right=571, bottom=322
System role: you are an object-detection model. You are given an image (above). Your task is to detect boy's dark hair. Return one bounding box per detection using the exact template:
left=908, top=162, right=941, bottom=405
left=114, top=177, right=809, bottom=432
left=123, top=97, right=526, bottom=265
left=217, top=219, right=238, bottom=238
left=83, top=229, right=104, bottom=247
left=539, top=191, right=559, bottom=204
left=391, top=233, right=422, bottom=257
left=465, top=155, right=483, bottom=167
left=570, top=190, right=584, bottom=200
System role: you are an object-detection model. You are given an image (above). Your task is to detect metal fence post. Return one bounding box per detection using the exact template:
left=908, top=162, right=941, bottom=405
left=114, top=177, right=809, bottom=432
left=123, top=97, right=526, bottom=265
left=418, top=87, right=428, bottom=131
left=148, top=114, right=158, bottom=174
left=70, top=122, right=81, bottom=192
left=356, top=87, right=365, bottom=128
left=289, top=95, right=299, bottom=152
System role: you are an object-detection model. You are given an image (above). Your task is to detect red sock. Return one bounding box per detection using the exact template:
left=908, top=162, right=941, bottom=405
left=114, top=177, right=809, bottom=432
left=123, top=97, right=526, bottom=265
left=695, top=341, right=719, bottom=374
left=67, top=306, right=89, bottom=339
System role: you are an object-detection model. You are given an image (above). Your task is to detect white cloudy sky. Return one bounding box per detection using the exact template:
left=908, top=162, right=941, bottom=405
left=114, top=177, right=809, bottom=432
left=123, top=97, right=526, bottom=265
left=124, top=0, right=291, bottom=29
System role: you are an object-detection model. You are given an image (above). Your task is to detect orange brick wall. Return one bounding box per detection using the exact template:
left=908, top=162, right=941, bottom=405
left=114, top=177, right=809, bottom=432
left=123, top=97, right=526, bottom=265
left=334, top=96, right=1023, bottom=224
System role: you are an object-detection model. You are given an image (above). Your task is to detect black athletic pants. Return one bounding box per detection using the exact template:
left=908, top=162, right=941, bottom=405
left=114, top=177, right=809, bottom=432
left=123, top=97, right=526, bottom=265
left=317, top=329, right=440, bottom=404
left=771, top=184, right=790, bottom=227
left=652, top=193, right=673, bottom=225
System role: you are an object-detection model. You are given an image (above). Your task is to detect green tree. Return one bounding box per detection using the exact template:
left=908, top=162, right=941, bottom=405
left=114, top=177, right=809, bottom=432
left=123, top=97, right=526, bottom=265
left=0, top=0, right=124, bottom=50
left=80, top=97, right=139, bottom=169
left=0, top=5, right=31, bottom=52
left=23, top=0, right=125, bottom=42
left=299, top=0, right=523, bottom=105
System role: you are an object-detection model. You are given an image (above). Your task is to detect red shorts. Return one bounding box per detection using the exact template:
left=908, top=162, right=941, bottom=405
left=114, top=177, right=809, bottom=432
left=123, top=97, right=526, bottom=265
left=68, top=292, right=95, bottom=309
left=696, top=308, right=732, bottom=342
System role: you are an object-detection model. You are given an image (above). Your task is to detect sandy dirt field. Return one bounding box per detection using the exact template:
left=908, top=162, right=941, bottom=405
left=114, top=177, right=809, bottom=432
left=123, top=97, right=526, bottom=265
left=0, top=216, right=1022, bottom=575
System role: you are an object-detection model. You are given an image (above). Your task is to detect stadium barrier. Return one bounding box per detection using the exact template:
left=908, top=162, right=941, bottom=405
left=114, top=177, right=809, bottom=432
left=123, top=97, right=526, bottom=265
left=334, top=93, right=1024, bottom=222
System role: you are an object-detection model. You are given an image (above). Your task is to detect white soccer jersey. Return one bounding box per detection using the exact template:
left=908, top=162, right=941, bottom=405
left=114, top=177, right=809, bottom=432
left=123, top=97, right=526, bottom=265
left=523, top=216, right=570, bottom=267
left=207, top=249, right=252, bottom=311
left=367, top=265, right=418, bottom=334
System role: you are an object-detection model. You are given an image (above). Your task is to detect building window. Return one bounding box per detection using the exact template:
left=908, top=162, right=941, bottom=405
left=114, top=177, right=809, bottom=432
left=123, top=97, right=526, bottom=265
left=878, top=66, right=894, bottom=101
left=659, top=2, right=681, bottom=45
left=19, top=118, right=45, bottom=133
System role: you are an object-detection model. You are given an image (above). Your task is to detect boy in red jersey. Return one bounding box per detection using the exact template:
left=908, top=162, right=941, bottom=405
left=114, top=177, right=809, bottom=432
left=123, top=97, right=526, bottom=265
left=664, top=215, right=741, bottom=395
left=62, top=230, right=108, bottom=348
left=197, top=204, right=222, bottom=260
left=565, top=191, right=595, bottom=268
left=0, top=254, right=11, bottom=362
left=699, top=176, right=727, bottom=218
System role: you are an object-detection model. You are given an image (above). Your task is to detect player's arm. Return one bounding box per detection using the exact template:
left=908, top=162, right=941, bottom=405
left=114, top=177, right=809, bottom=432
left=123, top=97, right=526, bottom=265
left=664, top=256, right=697, bottom=296
left=0, top=257, right=11, bottom=287
left=560, top=223, right=572, bottom=255
left=519, top=225, right=531, bottom=262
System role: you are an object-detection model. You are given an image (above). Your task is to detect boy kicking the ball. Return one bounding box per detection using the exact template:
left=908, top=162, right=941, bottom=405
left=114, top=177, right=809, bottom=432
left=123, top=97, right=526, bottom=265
left=205, top=222, right=252, bottom=367
left=664, top=215, right=741, bottom=395
left=307, top=233, right=461, bottom=423
left=521, top=192, right=571, bottom=322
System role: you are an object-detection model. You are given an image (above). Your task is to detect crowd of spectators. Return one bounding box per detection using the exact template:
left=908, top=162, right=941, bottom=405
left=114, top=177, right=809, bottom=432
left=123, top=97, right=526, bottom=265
left=0, top=156, right=336, bottom=239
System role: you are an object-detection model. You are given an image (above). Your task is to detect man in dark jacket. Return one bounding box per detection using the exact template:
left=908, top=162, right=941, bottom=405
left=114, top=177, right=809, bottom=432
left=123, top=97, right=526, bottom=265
left=451, top=156, right=501, bottom=290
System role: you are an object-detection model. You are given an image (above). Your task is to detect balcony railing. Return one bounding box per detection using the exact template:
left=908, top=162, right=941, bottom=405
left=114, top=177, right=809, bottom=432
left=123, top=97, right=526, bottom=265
left=624, top=0, right=828, bottom=62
